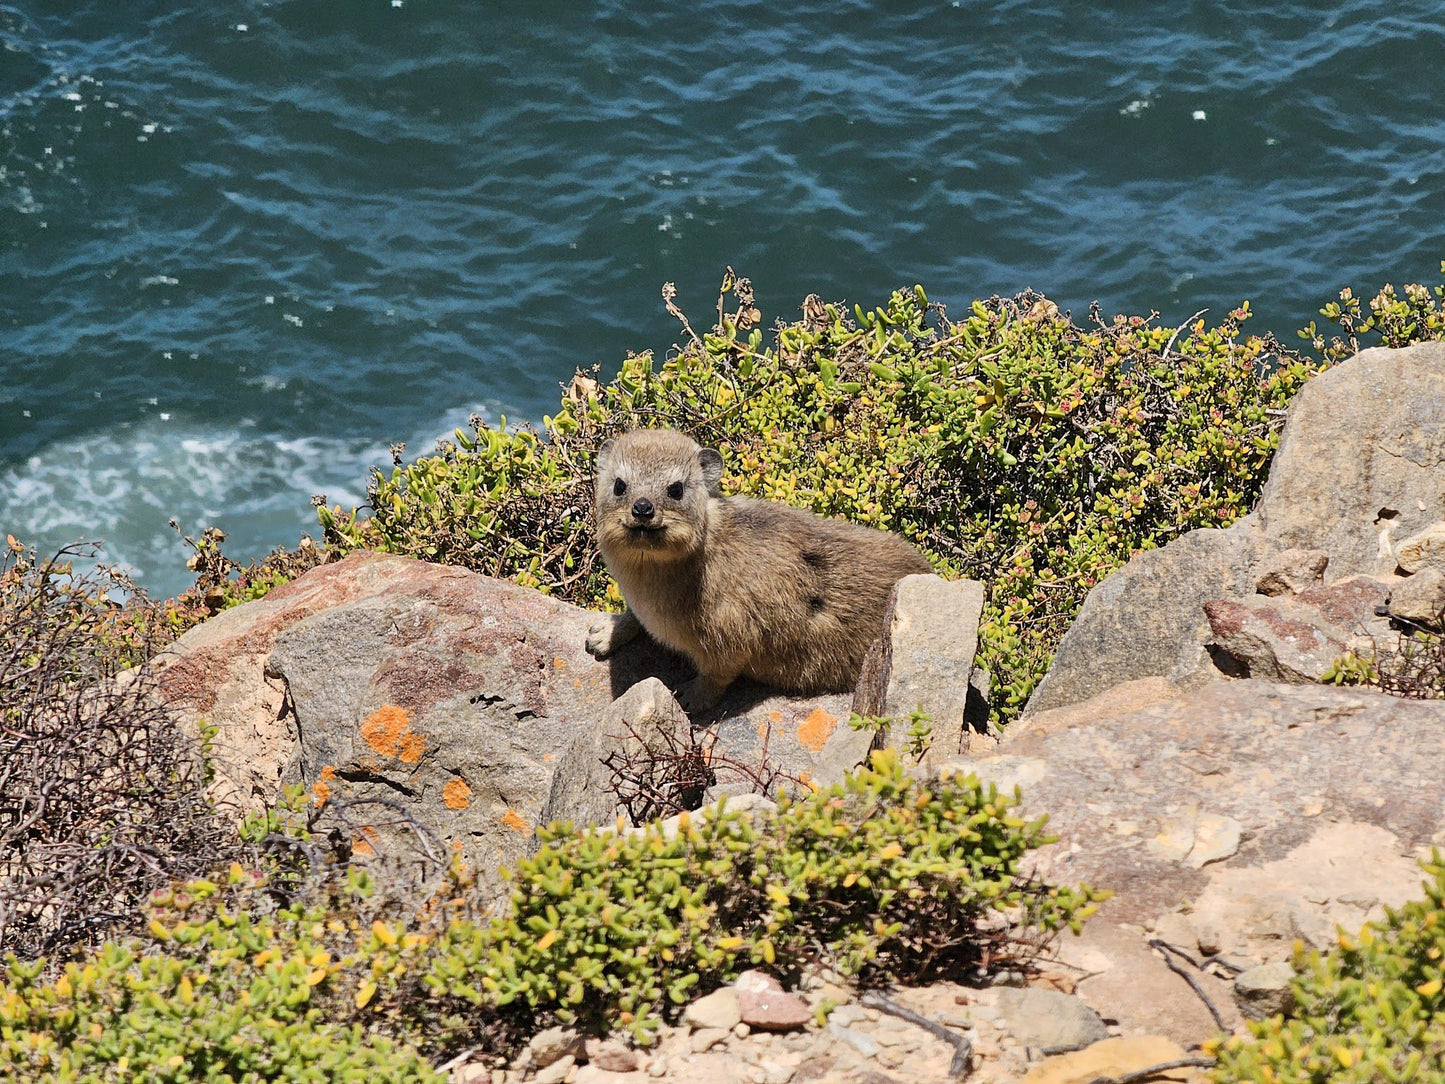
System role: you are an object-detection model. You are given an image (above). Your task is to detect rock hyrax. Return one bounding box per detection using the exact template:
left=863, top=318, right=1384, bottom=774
left=585, top=428, right=933, bottom=711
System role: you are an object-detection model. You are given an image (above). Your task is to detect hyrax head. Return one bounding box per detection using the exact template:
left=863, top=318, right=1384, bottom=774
left=594, top=429, right=723, bottom=562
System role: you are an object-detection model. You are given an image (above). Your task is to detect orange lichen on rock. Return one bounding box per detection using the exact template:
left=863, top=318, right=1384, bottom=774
left=352, top=826, right=379, bottom=857
left=796, top=708, right=837, bottom=752
left=443, top=777, right=473, bottom=810
left=501, top=808, right=531, bottom=834
left=360, top=704, right=427, bottom=763
left=313, top=764, right=337, bottom=805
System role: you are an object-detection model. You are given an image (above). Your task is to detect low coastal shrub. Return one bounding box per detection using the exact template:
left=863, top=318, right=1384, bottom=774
left=0, top=753, right=1100, bottom=1077
left=0, top=540, right=245, bottom=961
left=1211, top=853, right=1445, bottom=1084
left=453, top=750, right=1100, bottom=1041
left=1303, top=260, right=1445, bottom=363
left=317, top=273, right=1325, bottom=721
left=0, top=869, right=446, bottom=1083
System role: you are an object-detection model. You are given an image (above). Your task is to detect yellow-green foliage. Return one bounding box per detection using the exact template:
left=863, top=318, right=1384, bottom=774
left=1212, top=854, right=1445, bottom=1083
left=1303, top=261, right=1445, bottom=363
left=431, top=750, right=1100, bottom=1041
left=0, top=868, right=443, bottom=1084
left=319, top=279, right=1325, bottom=720
left=0, top=755, right=1099, bottom=1074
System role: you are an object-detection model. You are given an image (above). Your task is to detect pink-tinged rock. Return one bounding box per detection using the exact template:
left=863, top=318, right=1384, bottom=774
left=584, top=1038, right=640, bottom=1073
left=153, top=551, right=876, bottom=898
left=1203, top=575, right=1390, bottom=683
left=734, top=969, right=784, bottom=995
left=738, top=986, right=813, bottom=1032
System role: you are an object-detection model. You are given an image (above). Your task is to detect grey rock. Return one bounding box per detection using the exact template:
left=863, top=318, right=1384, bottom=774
left=684, top=988, right=742, bottom=1032
left=542, top=678, right=692, bottom=829
left=1396, top=522, right=1445, bottom=573
left=1258, top=342, right=1445, bottom=576
left=1025, top=523, right=1267, bottom=715
left=1254, top=547, right=1329, bottom=596
left=1233, top=961, right=1297, bottom=1020
left=825, top=1022, right=879, bottom=1059
left=992, top=988, right=1108, bottom=1053
left=852, top=574, right=986, bottom=764
left=1029, top=341, right=1445, bottom=715
left=532, top=1055, right=575, bottom=1084
left=530, top=1027, right=585, bottom=1069
left=1386, top=567, right=1445, bottom=630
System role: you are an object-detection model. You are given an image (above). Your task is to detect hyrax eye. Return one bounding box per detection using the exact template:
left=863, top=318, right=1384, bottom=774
left=666, top=481, right=685, bottom=500
left=613, top=477, right=627, bottom=497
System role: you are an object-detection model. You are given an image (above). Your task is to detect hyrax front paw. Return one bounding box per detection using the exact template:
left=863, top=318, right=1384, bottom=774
left=677, top=674, right=728, bottom=714
left=585, top=611, right=642, bottom=659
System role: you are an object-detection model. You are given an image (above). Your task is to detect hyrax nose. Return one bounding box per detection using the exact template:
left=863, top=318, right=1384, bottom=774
left=631, top=497, right=655, bottom=520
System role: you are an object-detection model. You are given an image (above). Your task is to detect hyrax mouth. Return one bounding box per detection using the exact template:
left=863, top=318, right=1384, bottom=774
left=619, top=518, right=667, bottom=538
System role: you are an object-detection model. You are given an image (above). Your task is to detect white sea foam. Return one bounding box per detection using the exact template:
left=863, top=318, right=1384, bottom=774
left=0, top=417, right=391, bottom=597
left=0, top=403, right=509, bottom=599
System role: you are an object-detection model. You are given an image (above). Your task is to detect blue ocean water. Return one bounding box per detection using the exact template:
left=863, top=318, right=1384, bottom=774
left=3, top=1, right=1443, bottom=598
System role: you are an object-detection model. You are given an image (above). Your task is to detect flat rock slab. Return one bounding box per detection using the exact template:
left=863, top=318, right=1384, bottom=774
left=1051, top=919, right=1241, bottom=1048
left=973, top=680, right=1445, bottom=928
left=943, top=678, right=1445, bottom=1044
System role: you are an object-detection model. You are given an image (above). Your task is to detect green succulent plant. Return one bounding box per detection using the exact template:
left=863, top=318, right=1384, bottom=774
left=1212, top=854, right=1445, bottom=1083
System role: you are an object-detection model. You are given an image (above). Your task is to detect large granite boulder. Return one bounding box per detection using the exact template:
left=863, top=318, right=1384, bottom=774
left=1029, top=342, right=1445, bottom=715
left=155, top=552, right=873, bottom=890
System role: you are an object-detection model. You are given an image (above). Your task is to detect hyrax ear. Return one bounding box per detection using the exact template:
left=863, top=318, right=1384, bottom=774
left=595, top=439, right=617, bottom=479
left=697, top=447, right=724, bottom=496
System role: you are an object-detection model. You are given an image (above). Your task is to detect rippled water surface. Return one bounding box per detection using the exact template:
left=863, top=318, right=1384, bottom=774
left=3, top=1, right=1443, bottom=596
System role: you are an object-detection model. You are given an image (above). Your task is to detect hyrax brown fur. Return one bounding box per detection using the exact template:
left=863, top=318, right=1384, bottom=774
left=585, top=428, right=933, bottom=711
